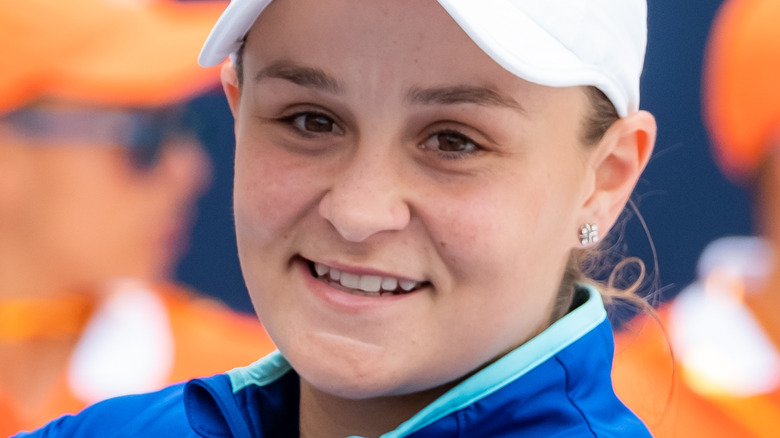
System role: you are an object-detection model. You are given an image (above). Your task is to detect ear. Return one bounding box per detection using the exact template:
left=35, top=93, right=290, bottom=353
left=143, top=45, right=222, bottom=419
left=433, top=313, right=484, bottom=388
left=221, top=60, right=241, bottom=117
left=580, top=110, right=656, bottom=237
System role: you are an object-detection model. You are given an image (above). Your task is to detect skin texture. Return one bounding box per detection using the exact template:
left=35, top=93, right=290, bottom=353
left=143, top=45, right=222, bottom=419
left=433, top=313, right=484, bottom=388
left=222, top=0, right=655, bottom=436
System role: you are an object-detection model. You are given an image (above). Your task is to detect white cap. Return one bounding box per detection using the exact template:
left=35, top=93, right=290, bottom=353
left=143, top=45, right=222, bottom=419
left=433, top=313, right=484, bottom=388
left=199, top=0, right=647, bottom=117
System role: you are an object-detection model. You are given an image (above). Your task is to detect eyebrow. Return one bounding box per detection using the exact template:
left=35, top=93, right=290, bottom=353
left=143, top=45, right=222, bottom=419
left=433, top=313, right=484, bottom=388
left=253, top=60, right=523, bottom=112
left=407, top=85, right=525, bottom=112
left=254, top=60, right=342, bottom=94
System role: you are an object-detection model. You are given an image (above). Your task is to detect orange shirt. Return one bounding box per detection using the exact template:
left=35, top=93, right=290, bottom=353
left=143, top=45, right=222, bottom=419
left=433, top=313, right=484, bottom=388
left=1, top=283, right=275, bottom=436
left=613, top=308, right=780, bottom=438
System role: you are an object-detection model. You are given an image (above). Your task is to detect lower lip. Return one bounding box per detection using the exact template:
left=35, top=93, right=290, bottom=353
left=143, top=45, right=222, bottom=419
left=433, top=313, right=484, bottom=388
left=297, top=260, right=420, bottom=313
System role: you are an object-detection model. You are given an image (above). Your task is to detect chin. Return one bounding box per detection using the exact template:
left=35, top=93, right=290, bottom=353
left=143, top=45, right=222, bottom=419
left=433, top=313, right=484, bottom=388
left=305, top=371, right=421, bottom=401
left=294, top=350, right=450, bottom=401
left=312, top=378, right=391, bottom=400
left=287, top=345, right=404, bottom=399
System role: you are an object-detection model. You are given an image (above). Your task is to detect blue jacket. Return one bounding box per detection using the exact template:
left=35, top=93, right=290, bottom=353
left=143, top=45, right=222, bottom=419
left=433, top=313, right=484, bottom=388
left=15, top=286, right=650, bottom=437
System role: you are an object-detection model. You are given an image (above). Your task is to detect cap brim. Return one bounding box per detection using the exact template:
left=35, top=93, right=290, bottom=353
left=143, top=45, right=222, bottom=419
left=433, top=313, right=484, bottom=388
left=199, top=0, right=272, bottom=67
left=437, top=0, right=630, bottom=117
left=0, top=0, right=227, bottom=113
left=197, top=0, right=638, bottom=117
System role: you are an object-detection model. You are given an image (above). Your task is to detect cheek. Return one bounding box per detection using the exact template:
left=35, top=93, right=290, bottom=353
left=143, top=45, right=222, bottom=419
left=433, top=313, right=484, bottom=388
left=423, top=185, right=575, bottom=353
left=426, top=175, right=577, bottom=306
left=233, top=143, right=321, bottom=247
left=427, top=184, right=549, bottom=275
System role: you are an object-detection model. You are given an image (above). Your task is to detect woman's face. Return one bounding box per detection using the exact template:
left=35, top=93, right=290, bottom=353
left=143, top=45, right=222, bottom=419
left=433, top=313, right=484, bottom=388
left=231, top=0, right=598, bottom=399
left=3, top=109, right=211, bottom=290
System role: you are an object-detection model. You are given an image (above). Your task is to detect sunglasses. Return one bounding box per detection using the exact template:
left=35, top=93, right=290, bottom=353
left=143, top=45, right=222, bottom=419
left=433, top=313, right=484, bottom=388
left=3, top=104, right=196, bottom=171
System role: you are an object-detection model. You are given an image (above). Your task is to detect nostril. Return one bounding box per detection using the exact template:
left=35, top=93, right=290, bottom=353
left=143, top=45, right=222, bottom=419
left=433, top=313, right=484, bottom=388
left=317, top=188, right=411, bottom=243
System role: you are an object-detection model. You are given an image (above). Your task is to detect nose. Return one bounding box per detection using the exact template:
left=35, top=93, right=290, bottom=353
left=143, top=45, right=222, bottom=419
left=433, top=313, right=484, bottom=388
left=318, top=148, right=410, bottom=242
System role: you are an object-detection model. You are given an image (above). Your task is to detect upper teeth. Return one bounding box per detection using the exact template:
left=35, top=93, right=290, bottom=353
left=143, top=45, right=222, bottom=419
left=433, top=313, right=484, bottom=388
left=314, top=262, right=420, bottom=294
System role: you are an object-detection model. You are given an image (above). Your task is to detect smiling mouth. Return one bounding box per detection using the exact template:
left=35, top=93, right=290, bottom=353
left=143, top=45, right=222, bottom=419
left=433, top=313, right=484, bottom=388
left=306, top=260, right=428, bottom=297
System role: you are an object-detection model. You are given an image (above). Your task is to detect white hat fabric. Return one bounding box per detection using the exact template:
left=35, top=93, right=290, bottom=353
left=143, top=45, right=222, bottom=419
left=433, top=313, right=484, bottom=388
left=199, top=0, right=647, bottom=117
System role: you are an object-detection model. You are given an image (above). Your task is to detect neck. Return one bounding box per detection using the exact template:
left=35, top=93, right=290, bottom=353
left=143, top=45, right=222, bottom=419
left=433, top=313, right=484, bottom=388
left=298, top=379, right=452, bottom=438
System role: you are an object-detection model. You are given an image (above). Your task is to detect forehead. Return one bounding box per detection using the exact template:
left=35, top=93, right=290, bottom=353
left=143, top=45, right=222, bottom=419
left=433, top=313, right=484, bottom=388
left=246, top=0, right=495, bottom=75
left=246, top=0, right=578, bottom=108
left=237, top=0, right=594, bottom=129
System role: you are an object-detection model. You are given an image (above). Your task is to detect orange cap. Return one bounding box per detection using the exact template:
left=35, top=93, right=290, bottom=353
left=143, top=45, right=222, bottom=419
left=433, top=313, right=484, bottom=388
left=703, top=0, right=780, bottom=182
left=0, top=0, right=227, bottom=114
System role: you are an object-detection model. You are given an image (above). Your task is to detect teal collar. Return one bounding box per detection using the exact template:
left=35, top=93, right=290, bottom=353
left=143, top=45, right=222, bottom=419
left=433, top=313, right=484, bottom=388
left=228, top=284, right=607, bottom=437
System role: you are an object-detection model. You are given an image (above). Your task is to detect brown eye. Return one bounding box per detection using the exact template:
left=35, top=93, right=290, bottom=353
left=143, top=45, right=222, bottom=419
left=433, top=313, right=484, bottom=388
left=290, top=113, right=339, bottom=133
left=434, top=132, right=475, bottom=152
left=420, top=130, right=480, bottom=160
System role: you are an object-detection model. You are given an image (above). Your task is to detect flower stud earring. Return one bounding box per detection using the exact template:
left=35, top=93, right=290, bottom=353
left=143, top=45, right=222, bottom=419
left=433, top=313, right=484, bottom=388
left=579, top=224, right=599, bottom=246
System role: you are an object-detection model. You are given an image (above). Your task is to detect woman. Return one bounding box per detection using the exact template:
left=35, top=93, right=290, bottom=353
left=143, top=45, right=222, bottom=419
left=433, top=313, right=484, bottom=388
left=19, top=0, right=657, bottom=436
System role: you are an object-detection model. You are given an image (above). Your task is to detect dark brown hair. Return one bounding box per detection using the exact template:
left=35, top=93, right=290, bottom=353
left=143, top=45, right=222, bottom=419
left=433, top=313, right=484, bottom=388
left=551, top=86, right=656, bottom=324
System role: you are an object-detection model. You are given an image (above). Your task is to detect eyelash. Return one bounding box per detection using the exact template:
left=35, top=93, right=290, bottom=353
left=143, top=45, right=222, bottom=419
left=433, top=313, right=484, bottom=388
left=277, top=111, right=483, bottom=160
left=278, top=111, right=343, bottom=138
left=419, top=129, right=482, bottom=161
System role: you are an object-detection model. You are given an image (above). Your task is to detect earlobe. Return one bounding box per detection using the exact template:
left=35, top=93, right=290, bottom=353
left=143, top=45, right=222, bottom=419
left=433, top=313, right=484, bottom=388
left=582, top=110, right=657, bottom=237
left=221, top=61, right=241, bottom=117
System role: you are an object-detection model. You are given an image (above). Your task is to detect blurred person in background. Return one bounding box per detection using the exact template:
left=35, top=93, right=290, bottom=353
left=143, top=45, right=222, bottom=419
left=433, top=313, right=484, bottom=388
left=613, top=0, right=780, bottom=436
left=0, top=0, right=274, bottom=434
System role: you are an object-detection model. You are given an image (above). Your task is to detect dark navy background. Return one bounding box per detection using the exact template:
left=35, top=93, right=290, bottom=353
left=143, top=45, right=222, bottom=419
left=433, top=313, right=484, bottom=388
left=176, top=0, right=753, bottom=314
